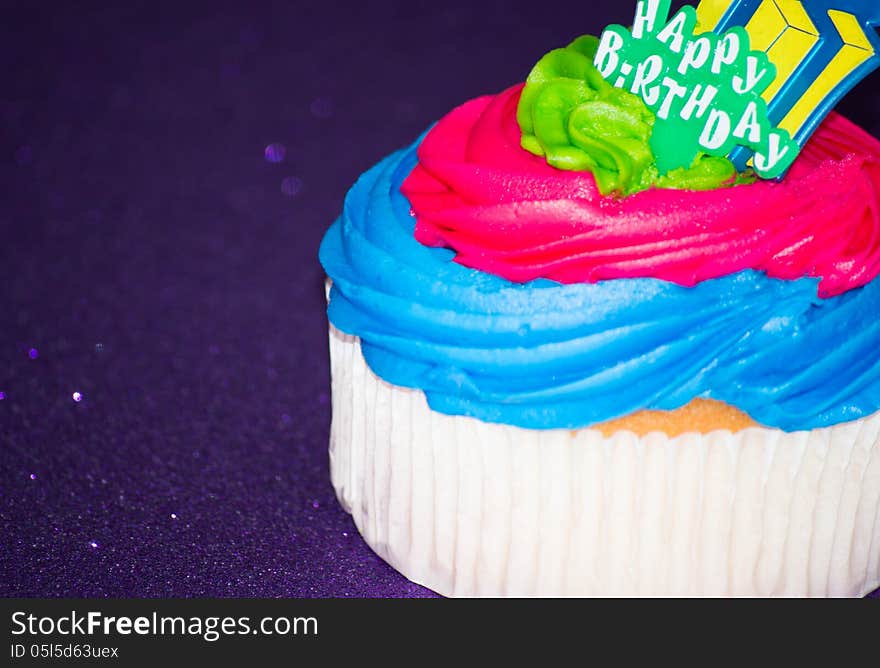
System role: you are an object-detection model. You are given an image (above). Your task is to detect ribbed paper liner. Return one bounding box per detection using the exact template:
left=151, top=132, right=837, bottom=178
left=328, top=326, right=880, bottom=597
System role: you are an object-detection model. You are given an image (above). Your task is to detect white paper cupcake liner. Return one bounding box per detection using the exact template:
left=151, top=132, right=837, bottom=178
left=328, top=325, right=880, bottom=597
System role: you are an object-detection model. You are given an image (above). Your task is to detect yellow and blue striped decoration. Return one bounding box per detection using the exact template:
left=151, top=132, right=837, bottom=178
left=696, top=0, right=880, bottom=168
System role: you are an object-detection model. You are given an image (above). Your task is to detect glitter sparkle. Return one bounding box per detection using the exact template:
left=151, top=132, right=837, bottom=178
left=264, top=143, right=286, bottom=163
left=280, top=176, right=303, bottom=197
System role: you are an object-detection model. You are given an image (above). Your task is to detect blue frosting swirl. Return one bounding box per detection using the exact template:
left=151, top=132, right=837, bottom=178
left=319, top=138, right=880, bottom=432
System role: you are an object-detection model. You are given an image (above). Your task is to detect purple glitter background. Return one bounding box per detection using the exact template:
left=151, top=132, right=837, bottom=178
left=1, top=0, right=878, bottom=598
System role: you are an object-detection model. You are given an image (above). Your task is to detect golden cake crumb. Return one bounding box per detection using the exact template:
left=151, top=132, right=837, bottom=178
left=590, top=399, right=758, bottom=438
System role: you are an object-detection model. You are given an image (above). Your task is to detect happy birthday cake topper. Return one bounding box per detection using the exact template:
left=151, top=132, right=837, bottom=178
left=594, top=0, right=880, bottom=179
left=695, top=0, right=880, bottom=170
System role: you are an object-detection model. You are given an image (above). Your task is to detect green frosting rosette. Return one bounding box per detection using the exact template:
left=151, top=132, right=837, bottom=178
left=516, top=35, right=748, bottom=196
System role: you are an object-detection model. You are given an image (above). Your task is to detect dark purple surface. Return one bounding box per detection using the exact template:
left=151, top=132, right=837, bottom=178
left=1, top=0, right=878, bottom=598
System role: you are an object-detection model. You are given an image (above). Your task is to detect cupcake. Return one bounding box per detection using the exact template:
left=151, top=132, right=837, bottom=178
left=319, top=2, right=880, bottom=596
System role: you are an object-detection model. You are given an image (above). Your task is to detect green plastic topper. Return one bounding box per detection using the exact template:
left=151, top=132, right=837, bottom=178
left=594, top=0, right=798, bottom=179
left=517, top=1, right=798, bottom=195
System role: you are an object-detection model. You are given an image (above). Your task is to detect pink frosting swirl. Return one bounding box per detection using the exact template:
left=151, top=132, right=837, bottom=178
left=402, top=83, right=880, bottom=298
